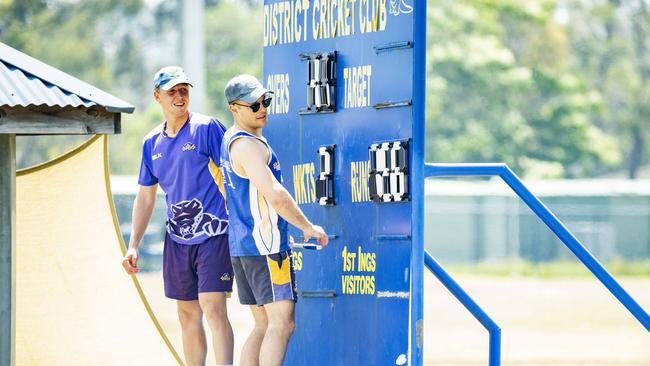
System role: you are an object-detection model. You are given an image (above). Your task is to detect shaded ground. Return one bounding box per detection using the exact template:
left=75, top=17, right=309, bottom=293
left=137, top=272, right=650, bottom=365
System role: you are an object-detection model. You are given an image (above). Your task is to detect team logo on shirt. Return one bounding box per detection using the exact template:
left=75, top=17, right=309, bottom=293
left=168, top=198, right=228, bottom=239
left=182, top=142, right=196, bottom=151
left=273, top=161, right=281, bottom=171
left=220, top=161, right=237, bottom=189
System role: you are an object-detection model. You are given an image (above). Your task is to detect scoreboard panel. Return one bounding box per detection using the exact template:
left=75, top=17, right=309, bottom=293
left=262, top=1, right=425, bottom=364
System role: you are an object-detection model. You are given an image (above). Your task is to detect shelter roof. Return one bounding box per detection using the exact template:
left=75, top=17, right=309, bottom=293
left=0, top=42, right=134, bottom=113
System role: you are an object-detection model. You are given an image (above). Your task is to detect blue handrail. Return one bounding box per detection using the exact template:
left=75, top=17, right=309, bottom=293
left=424, top=163, right=650, bottom=332
left=424, top=251, right=501, bottom=366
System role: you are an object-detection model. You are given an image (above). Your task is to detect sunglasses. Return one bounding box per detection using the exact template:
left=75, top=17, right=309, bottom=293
left=233, top=97, right=272, bottom=113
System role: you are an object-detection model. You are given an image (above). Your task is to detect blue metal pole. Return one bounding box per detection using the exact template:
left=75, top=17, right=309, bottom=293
left=489, top=328, right=501, bottom=366
left=424, top=163, right=650, bottom=332
left=424, top=250, right=501, bottom=366
left=412, top=1, right=427, bottom=365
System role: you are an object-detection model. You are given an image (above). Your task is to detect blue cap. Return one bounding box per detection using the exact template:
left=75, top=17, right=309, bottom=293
left=153, top=66, right=193, bottom=90
left=224, top=74, right=273, bottom=103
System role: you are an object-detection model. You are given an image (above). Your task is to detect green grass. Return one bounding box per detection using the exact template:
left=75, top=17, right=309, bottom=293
left=445, top=258, right=650, bottom=278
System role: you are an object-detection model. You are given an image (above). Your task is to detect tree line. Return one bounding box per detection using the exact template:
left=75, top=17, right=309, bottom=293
left=1, top=0, right=647, bottom=178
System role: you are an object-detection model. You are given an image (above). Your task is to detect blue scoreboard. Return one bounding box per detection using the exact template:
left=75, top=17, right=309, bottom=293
left=263, top=1, right=426, bottom=364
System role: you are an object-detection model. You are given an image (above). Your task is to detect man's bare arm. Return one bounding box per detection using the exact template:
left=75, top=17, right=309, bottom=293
left=122, top=184, right=158, bottom=274
left=231, top=137, right=328, bottom=245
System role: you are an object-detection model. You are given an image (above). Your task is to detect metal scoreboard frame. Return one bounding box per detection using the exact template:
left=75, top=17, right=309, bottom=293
left=263, top=1, right=426, bottom=365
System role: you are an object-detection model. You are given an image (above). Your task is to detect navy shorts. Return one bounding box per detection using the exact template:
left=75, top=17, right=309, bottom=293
left=163, top=233, right=233, bottom=301
left=231, top=250, right=297, bottom=306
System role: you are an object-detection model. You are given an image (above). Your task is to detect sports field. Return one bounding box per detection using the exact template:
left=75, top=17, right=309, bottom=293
left=137, top=272, right=650, bottom=365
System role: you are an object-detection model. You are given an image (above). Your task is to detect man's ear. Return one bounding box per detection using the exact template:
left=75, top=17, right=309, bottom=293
left=153, top=89, right=160, bottom=102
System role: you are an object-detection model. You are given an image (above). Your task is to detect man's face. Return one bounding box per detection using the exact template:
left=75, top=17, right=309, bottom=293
left=230, top=95, right=269, bottom=130
left=154, top=83, right=190, bottom=118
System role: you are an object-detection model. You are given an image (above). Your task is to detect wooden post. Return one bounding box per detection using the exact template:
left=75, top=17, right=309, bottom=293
left=0, top=134, right=16, bottom=366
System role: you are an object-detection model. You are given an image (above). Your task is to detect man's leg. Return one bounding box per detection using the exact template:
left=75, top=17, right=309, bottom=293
left=177, top=300, right=207, bottom=366
left=198, top=292, right=234, bottom=365
left=194, top=234, right=234, bottom=364
left=240, top=305, right=268, bottom=366
left=259, top=300, right=295, bottom=366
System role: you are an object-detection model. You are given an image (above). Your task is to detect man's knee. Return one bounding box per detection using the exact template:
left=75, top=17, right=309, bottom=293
left=199, top=293, right=229, bottom=323
left=267, top=316, right=295, bottom=337
left=177, top=301, right=203, bottom=327
left=203, top=305, right=228, bottom=325
left=253, top=321, right=268, bottom=336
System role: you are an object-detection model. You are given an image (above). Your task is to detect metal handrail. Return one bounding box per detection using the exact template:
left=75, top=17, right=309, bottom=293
left=424, top=163, right=650, bottom=332
left=424, top=251, right=501, bottom=366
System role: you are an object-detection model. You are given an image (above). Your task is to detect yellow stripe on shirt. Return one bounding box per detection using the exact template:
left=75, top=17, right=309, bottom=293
left=208, top=158, right=226, bottom=199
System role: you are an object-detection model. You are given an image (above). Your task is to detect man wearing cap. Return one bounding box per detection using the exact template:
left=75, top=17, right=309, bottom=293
left=220, top=74, right=329, bottom=366
left=122, top=66, right=234, bottom=366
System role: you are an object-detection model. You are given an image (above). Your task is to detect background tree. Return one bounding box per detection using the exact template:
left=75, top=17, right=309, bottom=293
left=2, top=0, right=648, bottom=179
left=0, top=0, right=146, bottom=169
left=564, top=0, right=650, bottom=178
left=426, top=0, right=620, bottom=178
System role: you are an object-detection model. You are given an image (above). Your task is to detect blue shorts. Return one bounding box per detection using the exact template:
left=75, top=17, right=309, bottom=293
left=163, top=233, right=233, bottom=301
left=231, top=250, right=297, bottom=306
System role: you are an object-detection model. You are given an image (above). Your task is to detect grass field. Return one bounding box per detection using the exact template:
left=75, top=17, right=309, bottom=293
left=136, top=272, right=650, bottom=365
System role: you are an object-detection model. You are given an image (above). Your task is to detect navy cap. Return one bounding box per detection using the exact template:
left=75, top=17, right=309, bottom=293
left=224, top=74, right=273, bottom=103
left=153, top=66, right=193, bottom=90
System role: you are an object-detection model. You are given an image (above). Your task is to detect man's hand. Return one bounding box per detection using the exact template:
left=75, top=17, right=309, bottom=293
left=303, top=225, right=329, bottom=246
left=122, top=247, right=140, bottom=274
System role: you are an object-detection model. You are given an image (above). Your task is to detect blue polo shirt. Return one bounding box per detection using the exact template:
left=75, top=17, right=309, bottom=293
left=138, top=112, right=228, bottom=245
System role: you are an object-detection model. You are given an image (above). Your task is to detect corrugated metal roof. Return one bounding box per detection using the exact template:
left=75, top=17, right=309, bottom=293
left=0, top=42, right=134, bottom=113
left=0, top=61, right=96, bottom=110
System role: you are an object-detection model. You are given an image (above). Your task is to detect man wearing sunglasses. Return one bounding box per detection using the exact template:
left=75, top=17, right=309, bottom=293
left=221, top=74, right=329, bottom=366
left=122, top=66, right=235, bottom=366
